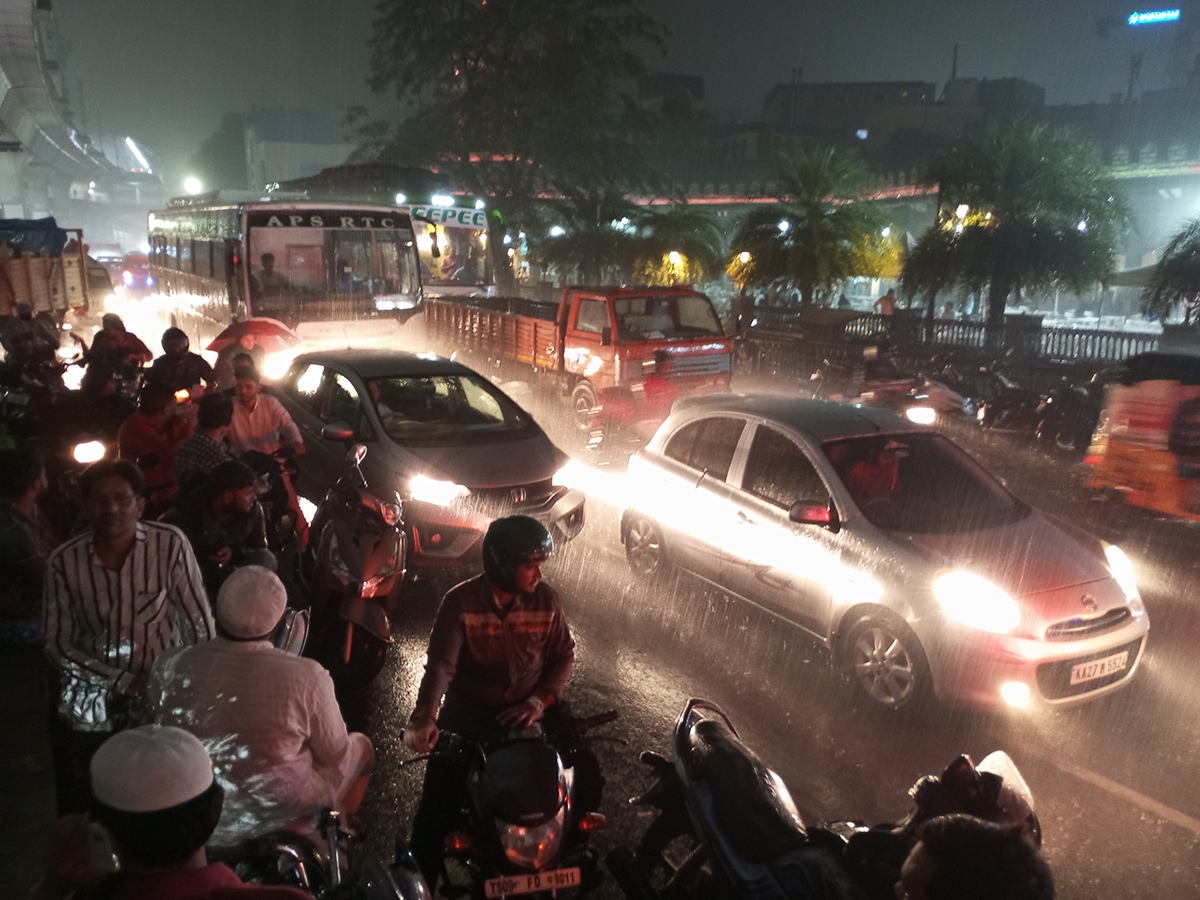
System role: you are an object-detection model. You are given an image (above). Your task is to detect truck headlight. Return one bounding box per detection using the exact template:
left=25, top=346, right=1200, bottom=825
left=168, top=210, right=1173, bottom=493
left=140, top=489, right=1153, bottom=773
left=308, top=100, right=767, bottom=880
left=933, top=570, right=1021, bottom=633
left=409, top=475, right=469, bottom=507
left=1103, top=543, right=1140, bottom=601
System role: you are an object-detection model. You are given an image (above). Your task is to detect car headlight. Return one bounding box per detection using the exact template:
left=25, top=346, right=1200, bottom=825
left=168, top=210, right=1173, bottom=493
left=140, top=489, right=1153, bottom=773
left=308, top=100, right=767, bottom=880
left=1103, top=543, right=1140, bottom=601
left=932, top=570, right=1021, bottom=633
left=73, top=440, right=107, bottom=464
left=905, top=406, right=937, bottom=425
left=409, top=475, right=469, bottom=507
left=498, top=806, right=565, bottom=870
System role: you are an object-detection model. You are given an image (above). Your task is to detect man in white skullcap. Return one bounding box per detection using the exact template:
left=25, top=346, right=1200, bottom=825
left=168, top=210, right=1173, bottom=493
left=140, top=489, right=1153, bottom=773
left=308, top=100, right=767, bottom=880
left=34, top=724, right=311, bottom=899
left=149, top=566, right=373, bottom=846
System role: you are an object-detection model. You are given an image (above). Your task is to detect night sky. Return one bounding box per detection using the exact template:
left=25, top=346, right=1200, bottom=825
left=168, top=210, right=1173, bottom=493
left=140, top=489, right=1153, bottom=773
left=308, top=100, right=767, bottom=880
left=55, top=0, right=1192, bottom=186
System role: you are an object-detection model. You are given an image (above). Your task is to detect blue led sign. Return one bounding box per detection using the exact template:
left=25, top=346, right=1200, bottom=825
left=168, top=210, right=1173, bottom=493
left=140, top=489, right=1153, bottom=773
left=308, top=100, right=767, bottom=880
left=1127, top=9, right=1181, bottom=25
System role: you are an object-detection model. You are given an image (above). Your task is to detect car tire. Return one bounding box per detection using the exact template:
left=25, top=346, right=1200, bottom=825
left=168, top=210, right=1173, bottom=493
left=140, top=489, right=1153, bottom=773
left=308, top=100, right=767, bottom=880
left=844, top=614, right=930, bottom=710
left=571, top=381, right=599, bottom=432
left=625, top=514, right=669, bottom=580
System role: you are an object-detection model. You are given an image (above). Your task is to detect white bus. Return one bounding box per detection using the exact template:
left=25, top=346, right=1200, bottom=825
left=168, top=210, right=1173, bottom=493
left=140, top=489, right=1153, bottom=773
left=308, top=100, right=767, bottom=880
left=132, top=196, right=424, bottom=373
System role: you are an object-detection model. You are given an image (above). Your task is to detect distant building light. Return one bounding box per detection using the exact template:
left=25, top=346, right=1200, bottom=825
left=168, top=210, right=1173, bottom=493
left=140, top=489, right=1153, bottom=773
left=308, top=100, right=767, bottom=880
left=856, top=129, right=869, bottom=140
left=431, top=194, right=454, bottom=207
left=549, top=225, right=565, bottom=237
left=1128, top=8, right=1180, bottom=25
left=394, top=192, right=407, bottom=205
left=881, top=226, right=891, bottom=238
left=955, top=204, right=970, bottom=219
left=738, top=251, right=751, bottom=263
left=1077, top=220, right=1088, bottom=232
left=778, top=220, right=791, bottom=233
left=502, top=234, right=513, bottom=245
left=474, top=198, right=486, bottom=209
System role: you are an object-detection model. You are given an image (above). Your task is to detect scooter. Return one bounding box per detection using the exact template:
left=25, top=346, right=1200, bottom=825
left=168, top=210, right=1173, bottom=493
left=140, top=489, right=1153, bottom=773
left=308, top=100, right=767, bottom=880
left=607, top=698, right=1038, bottom=900
left=301, top=443, right=406, bottom=690
left=401, top=709, right=618, bottom=898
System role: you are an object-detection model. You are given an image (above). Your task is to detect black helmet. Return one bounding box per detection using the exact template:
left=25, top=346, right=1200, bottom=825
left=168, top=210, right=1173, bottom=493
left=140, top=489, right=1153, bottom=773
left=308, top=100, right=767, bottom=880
left=482, top=516, right=553, bottom=593
left=161, top=326, right=189, bottom=353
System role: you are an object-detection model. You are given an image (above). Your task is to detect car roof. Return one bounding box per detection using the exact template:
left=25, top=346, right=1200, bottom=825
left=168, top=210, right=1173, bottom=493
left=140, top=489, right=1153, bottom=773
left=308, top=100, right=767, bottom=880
left=290, top=348, right=473, bottom=379
left=671, top=392, right=928, bottom=442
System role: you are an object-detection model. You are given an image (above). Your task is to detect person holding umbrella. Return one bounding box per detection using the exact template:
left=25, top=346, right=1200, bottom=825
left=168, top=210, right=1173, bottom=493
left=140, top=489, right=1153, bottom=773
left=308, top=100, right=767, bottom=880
left=213, top=333, right=267, bottom=392
left=208, top=317, right=298, bottom=390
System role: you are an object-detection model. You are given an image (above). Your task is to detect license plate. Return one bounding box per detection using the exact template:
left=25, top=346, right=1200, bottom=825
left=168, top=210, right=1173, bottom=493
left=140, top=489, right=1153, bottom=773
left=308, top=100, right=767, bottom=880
left=484, top=867, right=581, bottom=897
left=1070, top=650, right=1129, bottom=685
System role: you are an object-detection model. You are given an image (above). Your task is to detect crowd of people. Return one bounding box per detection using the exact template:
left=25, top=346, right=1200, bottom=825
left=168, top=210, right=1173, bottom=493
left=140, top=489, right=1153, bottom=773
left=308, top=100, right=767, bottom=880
left=0, top=317, right=1056, bottom=900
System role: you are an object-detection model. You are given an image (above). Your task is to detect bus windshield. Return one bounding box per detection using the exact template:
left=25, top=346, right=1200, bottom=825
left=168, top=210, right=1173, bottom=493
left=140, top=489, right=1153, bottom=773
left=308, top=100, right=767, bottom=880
left=247, top=225, right=419, bottom=320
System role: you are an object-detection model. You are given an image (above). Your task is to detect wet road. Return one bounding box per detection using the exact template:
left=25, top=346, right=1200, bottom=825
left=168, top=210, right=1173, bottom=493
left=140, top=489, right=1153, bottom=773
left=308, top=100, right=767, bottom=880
left=347, top=405, right=1200, bottom=899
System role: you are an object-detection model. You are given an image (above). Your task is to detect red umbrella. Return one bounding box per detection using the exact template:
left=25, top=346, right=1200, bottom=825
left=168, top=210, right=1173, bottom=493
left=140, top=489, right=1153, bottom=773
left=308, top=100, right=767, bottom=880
left=207, top=317, right=301, bottom=354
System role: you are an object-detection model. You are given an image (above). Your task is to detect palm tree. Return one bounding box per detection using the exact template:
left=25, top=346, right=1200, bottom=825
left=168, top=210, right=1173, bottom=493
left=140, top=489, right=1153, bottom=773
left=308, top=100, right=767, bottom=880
left=633, top=203, right=725, bottom=285
left=1141, top=217, right=1200, bottom=325
left=729, top=146, right=891, bottom=306
left=529, top=186, right=640, bottom=284
left=902, top=122, right=1129, bottom=340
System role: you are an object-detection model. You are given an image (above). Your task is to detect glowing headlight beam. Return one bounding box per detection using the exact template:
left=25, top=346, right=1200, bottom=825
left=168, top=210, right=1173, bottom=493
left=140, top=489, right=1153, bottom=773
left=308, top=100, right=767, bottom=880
left=409, top=475, right=469, bottom=507
left=932, top=570, right=1020, bottom=633
left=1104, top=543, right=1140, bottom=601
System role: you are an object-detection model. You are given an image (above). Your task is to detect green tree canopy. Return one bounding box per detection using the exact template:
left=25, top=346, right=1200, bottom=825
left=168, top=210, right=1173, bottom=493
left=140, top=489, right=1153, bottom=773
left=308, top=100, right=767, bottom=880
left=364, top=0, right=665, bottom=231
left=902, top=122, right=1129, bottom=334
left=729, top=147, right=892, bottom=306
left=529, top=187, right=641, bottom=285
left=633, top=203, right=725, bottom=285
left=1141, top=217, right=1200, bottom=325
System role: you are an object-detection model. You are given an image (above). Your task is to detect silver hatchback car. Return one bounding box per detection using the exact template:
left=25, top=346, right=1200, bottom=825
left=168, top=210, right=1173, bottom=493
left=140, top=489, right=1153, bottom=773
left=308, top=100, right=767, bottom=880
left=620, top=393, right=1149, bottom=710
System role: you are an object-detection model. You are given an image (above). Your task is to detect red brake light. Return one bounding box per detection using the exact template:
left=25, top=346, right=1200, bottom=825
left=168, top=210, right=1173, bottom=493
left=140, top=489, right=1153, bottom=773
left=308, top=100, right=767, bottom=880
left=577, top=812, right=606, bottom=832
left=445, top=831, right=473, bottom=853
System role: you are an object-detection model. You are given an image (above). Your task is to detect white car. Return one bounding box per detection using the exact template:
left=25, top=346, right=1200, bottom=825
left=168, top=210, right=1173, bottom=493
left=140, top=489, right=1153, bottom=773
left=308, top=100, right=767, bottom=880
left=620, top=393, right=1149, bottom=710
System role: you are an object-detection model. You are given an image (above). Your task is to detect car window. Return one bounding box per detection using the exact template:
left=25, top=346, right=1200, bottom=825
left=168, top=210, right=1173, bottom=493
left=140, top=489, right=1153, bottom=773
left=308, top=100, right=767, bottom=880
left=823, top=433, right=1028, bottom=533
left=286, top=363, right=326, bottom=414
left=663, top=416, right=743, bottom=481
left=575, top=299, right=609, bottom=334
left=327, top=373, right=361, bottom=425
left=742, top=426, right=827, bottom=509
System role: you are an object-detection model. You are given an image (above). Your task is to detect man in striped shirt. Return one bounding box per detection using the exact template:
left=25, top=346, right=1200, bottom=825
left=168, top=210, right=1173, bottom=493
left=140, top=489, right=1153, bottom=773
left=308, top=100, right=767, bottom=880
left=43, top=459, right=214, bottom=814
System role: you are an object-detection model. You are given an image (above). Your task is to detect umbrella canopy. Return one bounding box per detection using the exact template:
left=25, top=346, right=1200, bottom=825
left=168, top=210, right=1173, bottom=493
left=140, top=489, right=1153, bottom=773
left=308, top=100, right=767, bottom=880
left=207, top=317, right=300, bottom=354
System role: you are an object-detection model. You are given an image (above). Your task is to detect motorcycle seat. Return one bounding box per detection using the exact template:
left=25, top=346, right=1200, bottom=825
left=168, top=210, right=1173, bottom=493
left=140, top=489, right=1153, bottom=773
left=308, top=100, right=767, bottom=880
left=686, top=719, right=808, bottom=864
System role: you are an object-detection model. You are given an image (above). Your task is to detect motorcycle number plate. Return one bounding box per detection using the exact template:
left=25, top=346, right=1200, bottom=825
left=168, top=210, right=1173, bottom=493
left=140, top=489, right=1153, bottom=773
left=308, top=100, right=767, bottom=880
left=484, top=867, right=581, bottom=897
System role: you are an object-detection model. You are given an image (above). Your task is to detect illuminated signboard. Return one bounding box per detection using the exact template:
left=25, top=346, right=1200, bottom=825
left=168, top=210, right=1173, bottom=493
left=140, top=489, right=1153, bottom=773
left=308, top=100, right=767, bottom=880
left=1127, top=8, right=1181, bottom=24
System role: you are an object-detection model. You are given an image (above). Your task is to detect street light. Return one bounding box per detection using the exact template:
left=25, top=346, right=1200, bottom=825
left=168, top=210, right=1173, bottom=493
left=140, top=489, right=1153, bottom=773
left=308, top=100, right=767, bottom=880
left=183, top=176, right=203, bottom=195
left=668, top=250, right=683, bottom=266
left=738, top=251, right=751, bottom=263
left=881, top=226, right=892, bottom=238
left=955, top=204, right=970, bottom=219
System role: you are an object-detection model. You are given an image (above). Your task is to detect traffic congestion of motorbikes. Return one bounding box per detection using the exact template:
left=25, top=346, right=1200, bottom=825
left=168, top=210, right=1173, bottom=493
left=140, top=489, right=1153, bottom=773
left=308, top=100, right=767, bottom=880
left=6, top=306, right=1133, bottom=900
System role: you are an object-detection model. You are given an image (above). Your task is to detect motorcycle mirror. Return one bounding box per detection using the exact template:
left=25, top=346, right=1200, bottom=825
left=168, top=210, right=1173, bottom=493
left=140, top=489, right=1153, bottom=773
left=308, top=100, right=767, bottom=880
left=348, top=443, right=368, bottom=466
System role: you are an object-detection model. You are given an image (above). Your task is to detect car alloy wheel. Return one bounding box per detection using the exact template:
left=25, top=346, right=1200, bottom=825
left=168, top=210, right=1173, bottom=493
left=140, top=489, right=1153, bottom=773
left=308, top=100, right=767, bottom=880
left=625, top=514, right=667, bottom=578
left=847, top=617, right=928, bottom=709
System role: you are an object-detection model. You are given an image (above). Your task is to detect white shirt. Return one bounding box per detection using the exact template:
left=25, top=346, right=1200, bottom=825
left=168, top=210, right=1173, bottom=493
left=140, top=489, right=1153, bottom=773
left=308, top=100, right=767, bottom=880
left=229, top=393, right=303, bottom=455
left=150, top=637, right=357, bottom=844
left=43, top=522, right=214, bottom=730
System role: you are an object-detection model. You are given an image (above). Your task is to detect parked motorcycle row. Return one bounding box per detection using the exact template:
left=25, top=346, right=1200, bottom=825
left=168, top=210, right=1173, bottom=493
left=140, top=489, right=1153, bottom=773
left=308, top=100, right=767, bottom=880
left=806, top=347, right=1116, bottom=457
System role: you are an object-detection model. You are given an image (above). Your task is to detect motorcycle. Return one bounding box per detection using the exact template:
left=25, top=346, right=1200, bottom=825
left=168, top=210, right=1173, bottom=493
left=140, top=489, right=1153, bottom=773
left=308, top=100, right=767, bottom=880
left=218, top=807, right=432, bottom=900
left=607, top=698, right=1038, bottom=900
left=242, top=445, right=308, bottom=553
left=300, top=443, right=406, bottom=690
left=1036, top=365, right=1124, bottom=456
left=809, top=355, right=964, bottom=425
left=401, top=709, right=619, bottom=898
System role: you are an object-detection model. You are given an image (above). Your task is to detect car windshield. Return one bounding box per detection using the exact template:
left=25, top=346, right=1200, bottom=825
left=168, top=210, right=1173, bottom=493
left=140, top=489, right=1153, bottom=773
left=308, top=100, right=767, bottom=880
left=823, top=433, right=1028, bottom=533
left=613, top=294, right=724, bottom=340
left=366, top=373, right=538, bottom=446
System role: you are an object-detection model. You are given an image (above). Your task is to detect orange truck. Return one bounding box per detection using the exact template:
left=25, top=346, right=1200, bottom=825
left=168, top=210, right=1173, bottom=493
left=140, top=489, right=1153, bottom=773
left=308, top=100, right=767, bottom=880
left=423, top=285, right=733, bottom=436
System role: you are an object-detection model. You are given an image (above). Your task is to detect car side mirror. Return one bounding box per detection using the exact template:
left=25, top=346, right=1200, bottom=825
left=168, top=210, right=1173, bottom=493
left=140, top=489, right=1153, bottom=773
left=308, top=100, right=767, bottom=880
left=601, top=326, right=612, bottom=346
left=789, top=499, right=839, bottom=532
left=320, top=421, right=355, bottom=441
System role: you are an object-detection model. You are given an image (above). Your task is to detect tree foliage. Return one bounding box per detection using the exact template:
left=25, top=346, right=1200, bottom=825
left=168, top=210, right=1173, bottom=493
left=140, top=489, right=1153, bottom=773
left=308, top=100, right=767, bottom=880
left=902, top=122, right=1129, bottom=331
left=633, top=204, right=725, bottom=285
left=1141, top=217, right=1200, bottom=324
left=728, top=147, right=891, bottom=305
left=187, top=113, right=248, bottom=192
left=365, top=0, right=665, bottom=227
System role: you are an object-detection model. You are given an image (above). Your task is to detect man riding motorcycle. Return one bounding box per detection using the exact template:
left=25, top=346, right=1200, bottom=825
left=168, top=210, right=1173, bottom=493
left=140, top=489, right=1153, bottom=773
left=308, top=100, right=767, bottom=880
left=402, top=515, right=580, bottom=888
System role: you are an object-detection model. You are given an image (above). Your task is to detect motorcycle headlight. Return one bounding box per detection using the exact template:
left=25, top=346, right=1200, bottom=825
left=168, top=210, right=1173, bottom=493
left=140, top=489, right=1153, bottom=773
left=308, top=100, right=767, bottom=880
left=409, top=475, right=469, bottom=507
left=905, top=406, right=937, bottom=425
left=73, top=440, right=107, bottom=464
left=322, top=532, right=356, bottom=585
left=498, top=806, right=566, bottom=870
left=1103, top=543, right=1140, bottom=602
left=932, top=570, right=1021, bottom=633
